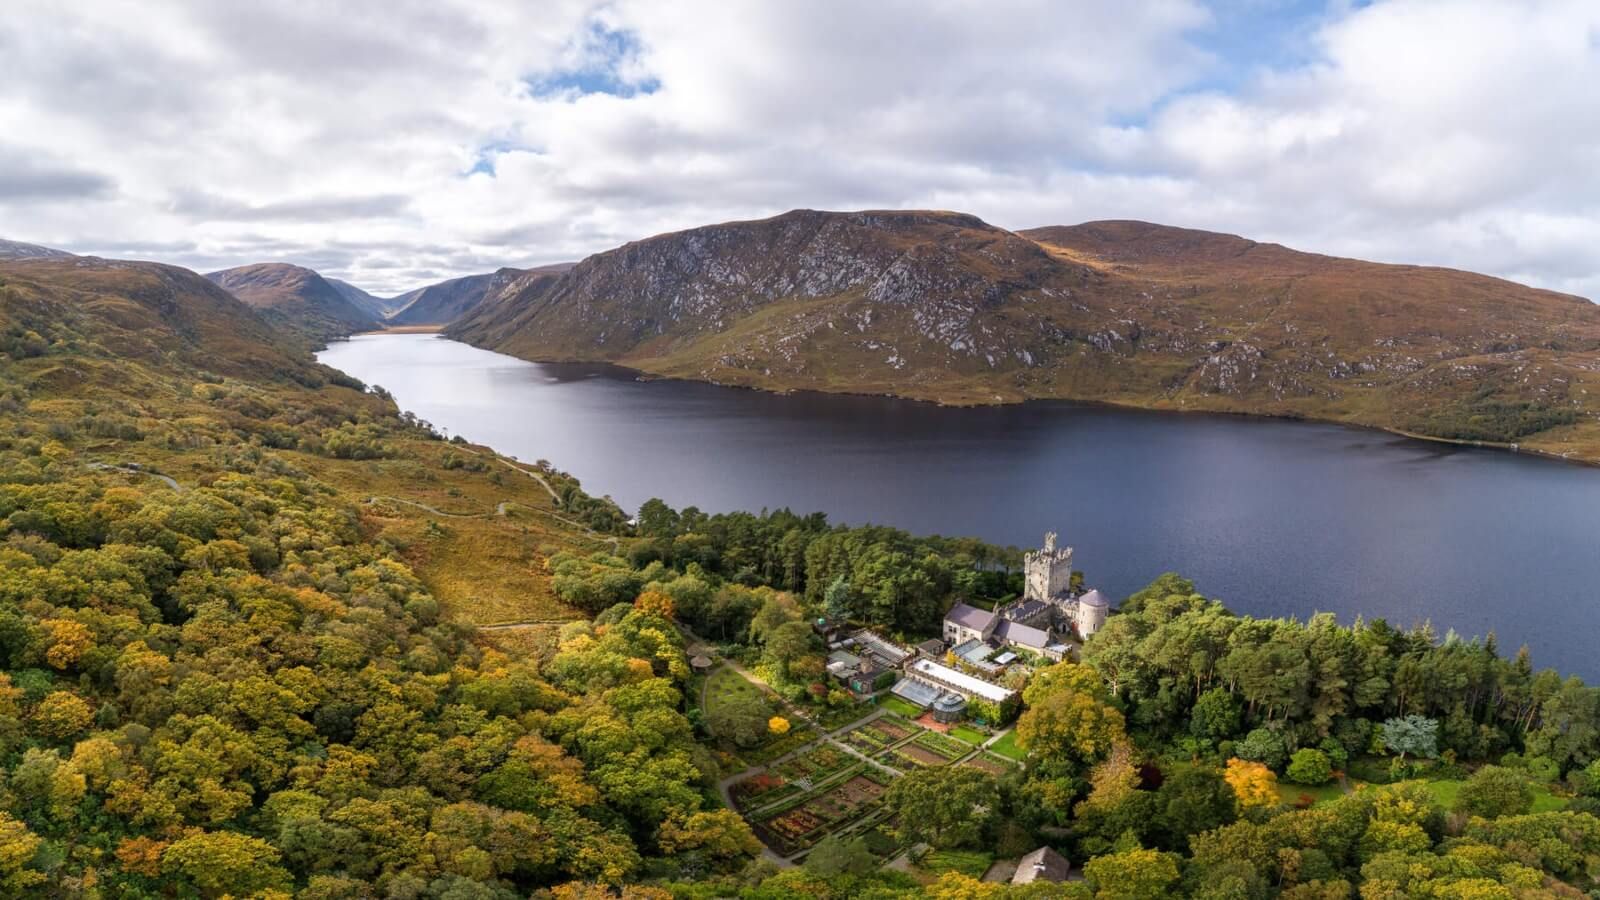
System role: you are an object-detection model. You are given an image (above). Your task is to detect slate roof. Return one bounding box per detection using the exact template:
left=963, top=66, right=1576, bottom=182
left=1003, top=599, right=1051, bottom=622
left=946, top=602, right=996, bottom=631
left=1013, top=846, right=1070, bottom=884
left=995, top=619, right=1052, bottom=650
left=1078, top=588, right=1110, bottom=608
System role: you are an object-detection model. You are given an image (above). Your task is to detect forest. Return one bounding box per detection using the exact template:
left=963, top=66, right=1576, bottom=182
left=4, top=258, right=1600, bottom=897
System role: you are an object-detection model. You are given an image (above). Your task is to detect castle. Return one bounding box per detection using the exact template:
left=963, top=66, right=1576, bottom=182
left=942, top=532, right=1109, bottom=662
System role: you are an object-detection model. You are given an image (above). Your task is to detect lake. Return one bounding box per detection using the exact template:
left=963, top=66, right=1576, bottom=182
left=320, top=333, right=1600, bottom=679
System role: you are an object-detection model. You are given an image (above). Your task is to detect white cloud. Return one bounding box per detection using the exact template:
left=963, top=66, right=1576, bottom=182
left=0, top=0, right=1596, bottom=299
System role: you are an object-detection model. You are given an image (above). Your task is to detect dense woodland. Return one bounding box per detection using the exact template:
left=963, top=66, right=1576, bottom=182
left=4, top=258, right=1600, bottom=897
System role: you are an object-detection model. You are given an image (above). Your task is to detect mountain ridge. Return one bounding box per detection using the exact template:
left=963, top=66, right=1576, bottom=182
left=0, top=237, right=74, bottom=260
left=448, top=208, right=1600, bottom=461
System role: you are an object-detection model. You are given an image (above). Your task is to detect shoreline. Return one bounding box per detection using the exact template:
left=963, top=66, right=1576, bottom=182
left=357, top=330, right=1600, bottom=472
left=358, top=324, right=445, bottom=335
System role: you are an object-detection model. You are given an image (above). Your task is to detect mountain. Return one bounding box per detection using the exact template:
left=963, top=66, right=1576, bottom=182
left=0, top=237, right=73, bottom=260
left=327, top=276, right=403, bottom=319
left=388, top=265, right=568, bottom=326
left=449, top=209, right=1600, bottom=460
left=206, top=261, right=381, bottom=342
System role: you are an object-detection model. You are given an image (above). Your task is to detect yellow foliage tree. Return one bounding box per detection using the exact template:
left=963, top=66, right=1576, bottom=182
left=634, top=590, right=675, bottom=620
left=0, top=812, right=45, bottom=893
left=768, top=716, right=790, bottom=735
left=42, top=619, right=93, bottom=671
left=1225, top=757, right=1280, bottom=809
left=33, top=691, right=93, bottom=741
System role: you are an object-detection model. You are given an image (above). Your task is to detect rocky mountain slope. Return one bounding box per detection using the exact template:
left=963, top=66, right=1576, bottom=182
left=0, top=237, right=73, bottom=260
left=206, top=261, right=381, bottom=342
left=449, top=209, right=1600, bottom=459
left=388, top=264, right=571, bottom=326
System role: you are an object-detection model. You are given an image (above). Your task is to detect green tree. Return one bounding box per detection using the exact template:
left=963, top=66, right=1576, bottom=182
left=1190, top=687, right=1243, bottom=742
left=803, top=833, right=876, bottom=877
left=1286, top=749, right=1333, bottom=786
left=1234, top=728, right=1288, bottom=771
left=1455, top=766, right=1533, bottom=819
left=883, top=767, right=996, bottom=850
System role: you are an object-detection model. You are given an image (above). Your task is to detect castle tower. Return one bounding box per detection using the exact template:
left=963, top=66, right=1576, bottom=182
left=1074, top=588, right=1110, bottom=638
left=1023, top=532, right=1074, bottom=602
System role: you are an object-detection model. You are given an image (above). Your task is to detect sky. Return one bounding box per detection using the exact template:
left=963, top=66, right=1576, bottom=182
left=1, top=0, right=1597, bottom=298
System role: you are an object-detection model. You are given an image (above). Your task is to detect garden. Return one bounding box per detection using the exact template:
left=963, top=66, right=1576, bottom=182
left=751, top=767, right=895, bottom=856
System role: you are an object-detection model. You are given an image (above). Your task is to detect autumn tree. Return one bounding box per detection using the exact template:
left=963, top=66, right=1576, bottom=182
left=1224, top=758, right=1279, bottom=809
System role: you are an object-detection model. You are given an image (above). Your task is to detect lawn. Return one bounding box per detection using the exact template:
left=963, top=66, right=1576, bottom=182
left=919, top=849, right=994, bottom=878
left=882, top=696, right=925, bottom=718
left=949, top=725, right=987, bottom=745
left=1276, top=781, right=1347, bottom=807
left=704, top=665, right=771, bottom=719
left=989, top=730, right=1026, bottom=762
left=1422, top=778, right=1568, bottom=813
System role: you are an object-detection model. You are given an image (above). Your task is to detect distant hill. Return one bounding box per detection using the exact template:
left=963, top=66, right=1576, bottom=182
left=0, top=255, right=321, bottom=382
left=0, top=238, right=73, bottom=260
left=206, top=262, right=381, bottom=343
left=327, top=277, right=404, bottom=320
left=449, top=208, right=1600, bottom=461
left=388, top=264, right=571, bottom=326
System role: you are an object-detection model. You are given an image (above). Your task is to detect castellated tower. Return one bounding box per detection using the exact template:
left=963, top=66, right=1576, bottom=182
left=1024, top=532, right=1074, bottom=601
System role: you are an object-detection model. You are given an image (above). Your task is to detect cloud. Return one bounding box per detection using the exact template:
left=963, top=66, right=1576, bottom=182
left=0, top=147, right=115, bottom=200
left=0, top=0, right=1595, bottom=298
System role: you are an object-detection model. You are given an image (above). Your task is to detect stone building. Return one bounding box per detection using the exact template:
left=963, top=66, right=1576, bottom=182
left=938, top=532, right=1111, bottom=663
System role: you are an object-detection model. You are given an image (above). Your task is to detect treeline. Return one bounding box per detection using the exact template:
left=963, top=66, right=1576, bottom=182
left=1082, top=573, right=1597, bottom=778
left=624, top=498, right=1021, bottom=633
left=1408, top=398, right=1578, bottom=443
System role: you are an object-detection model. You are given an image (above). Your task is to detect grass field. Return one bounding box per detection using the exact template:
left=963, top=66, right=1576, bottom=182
left=1277, top=781, right=1348, bottom=807
left=989, top=730, right=1026, bottom=761
left=950, top=725, right=987, bottom=745
left=1422, top=778, right=1568, bottom=814
left=882, top=696, right=924, bottom=718
left=704, top=666, right=772, bottom=722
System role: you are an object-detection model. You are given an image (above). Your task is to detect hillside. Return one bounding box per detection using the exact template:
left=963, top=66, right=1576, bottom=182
left=327, top=276, right=402, bottom=319
left=0, top=257, right=770, bottom=893
left=0, top=237, right=72, bottom=260
left=450, top=210, right=1600, bottom=460
left=389, top=265, right=565, bottom=326
left=206, top=261, right=381, bottom=342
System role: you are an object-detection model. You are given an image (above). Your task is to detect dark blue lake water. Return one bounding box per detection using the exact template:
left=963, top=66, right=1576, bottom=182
left=321, top=333, right=1600, bottom=679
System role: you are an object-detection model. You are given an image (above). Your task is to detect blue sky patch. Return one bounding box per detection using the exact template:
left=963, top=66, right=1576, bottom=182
left=526, top=21, right=660, bottom=100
